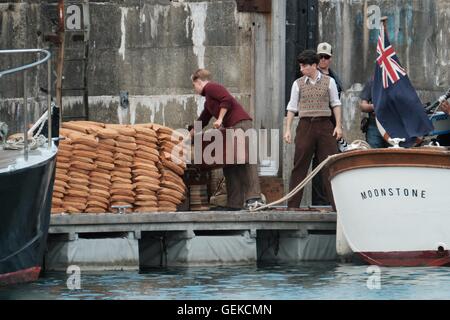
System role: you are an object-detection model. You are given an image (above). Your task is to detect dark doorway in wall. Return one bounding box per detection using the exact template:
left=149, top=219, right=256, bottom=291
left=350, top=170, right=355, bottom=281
left=285, top=0, right=322, bottom=207
left=285, top=0, right=318, bottom=108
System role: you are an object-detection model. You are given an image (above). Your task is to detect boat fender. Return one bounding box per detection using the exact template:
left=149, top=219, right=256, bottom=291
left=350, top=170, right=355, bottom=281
left=436, top=242, right=448, bottom=253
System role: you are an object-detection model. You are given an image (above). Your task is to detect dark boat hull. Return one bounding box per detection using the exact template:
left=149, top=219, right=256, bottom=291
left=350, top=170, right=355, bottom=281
left=0, top=154, right=56, bottom=285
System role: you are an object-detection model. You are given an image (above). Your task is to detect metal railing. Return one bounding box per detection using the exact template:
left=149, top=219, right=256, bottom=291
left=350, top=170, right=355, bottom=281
left=0, top=49, right=53, bottom=160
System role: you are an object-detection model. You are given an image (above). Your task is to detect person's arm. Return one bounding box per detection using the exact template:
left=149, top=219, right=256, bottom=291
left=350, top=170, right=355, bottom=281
left=197, top=108, right=213, bottom=129
left=213, top=108, right=228, bottom=129
left=331, top=71, right=343, bottom=98
left=284, top=111, right=295, bottom=144
left=359, top=99, right=375, bottom=113
left=359, top=80, right=373, bottom=113
left=329, top=78, right=343, bottom=140
left=439, top=100, right=450, bottom=115
left=284, top=82, right=300, bottom=144
left=332, top=106, right=343, bottom=140
left=207, top=83, right=233, bottom=111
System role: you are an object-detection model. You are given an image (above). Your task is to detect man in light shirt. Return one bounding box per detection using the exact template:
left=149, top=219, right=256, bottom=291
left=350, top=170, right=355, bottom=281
left=284, top=50, right=343, bottom=209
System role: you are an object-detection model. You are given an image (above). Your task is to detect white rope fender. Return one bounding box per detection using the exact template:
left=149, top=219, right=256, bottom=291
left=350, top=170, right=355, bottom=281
left=3, top=115, right=48, bottom=151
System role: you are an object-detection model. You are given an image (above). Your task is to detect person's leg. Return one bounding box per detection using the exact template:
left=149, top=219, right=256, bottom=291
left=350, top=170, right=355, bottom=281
left=287, top=119, right=315, bottom=208
left=311, top=154, right=330, bottom=205
left=231, top=120, right=262, bottom=203
left=366, top=121, right=388, bottom=148
left=223, top=165, right=245, bottom=209
left=437, top=133, right=450, bottom=146
left=243, top=163, right=261, bottom=202
left=315, top=119, right=339, bottom=210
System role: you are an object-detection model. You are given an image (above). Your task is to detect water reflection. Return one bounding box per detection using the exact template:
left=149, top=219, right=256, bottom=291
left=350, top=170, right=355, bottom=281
left=0, top=262, right=449, bottom=300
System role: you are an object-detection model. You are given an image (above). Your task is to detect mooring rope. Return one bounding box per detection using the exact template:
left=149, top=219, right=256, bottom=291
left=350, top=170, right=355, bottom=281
left=3, top=114, right=48, bottom=151
left=250, top=139, right=371, bottom=212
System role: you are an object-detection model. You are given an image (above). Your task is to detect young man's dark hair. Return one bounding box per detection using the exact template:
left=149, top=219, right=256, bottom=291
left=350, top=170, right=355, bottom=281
left=297, top=50, right=319, bottom=65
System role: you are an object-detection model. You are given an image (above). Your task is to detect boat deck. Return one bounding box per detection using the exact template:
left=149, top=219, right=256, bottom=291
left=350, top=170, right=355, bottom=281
left=0, top=148, right=44, bottom=169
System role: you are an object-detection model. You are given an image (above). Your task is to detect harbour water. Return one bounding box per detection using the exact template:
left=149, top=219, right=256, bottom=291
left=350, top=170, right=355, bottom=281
left=1, top=262, right=449, bottom=300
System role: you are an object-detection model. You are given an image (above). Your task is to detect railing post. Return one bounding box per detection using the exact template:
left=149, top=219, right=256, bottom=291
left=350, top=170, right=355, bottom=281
left=23, top=69, right=28, bottom=161
left=47, top=58, right=52, bottom=149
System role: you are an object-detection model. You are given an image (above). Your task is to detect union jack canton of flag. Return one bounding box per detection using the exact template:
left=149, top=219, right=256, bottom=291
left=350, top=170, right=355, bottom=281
left=376, top=26, right=406, bottom=88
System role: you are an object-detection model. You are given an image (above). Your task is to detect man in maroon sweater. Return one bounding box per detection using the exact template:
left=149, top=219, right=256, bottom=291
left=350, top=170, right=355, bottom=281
left=191, top=69, right=264, bottom=210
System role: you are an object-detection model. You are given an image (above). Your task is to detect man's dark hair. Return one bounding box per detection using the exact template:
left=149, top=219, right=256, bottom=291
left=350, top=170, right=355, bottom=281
left=297, top=50, right=319, bottom=65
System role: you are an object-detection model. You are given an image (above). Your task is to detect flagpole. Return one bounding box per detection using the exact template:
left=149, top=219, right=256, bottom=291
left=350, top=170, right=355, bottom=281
left=381, top=16, right=388, bottom=39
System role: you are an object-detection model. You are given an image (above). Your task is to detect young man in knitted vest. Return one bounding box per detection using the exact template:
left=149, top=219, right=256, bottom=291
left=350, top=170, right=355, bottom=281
left=284, top=50, right=343, bottom=209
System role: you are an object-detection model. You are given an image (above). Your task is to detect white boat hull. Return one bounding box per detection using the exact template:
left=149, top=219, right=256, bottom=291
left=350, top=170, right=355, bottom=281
left=328, top=148, right=450, bottom=266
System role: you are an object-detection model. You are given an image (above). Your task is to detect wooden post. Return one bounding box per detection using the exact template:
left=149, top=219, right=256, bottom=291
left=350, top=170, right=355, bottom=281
left=381, top=16, right=388, bottom=40
left=56, top=0, right=65, bottom=126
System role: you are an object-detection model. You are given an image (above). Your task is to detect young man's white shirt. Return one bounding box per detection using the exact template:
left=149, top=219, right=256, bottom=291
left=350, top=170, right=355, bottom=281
left=286, top=71, right=341, bottom=113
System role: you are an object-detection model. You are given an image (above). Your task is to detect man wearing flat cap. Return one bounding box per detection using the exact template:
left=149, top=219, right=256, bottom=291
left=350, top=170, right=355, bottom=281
left=316, top=42, right=342, bottom=96
left=310, top=42, right=343, bottom=206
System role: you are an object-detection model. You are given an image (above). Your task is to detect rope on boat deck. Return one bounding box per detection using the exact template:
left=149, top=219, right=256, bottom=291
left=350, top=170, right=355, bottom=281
left=250, top=140, right=371, bottom=212
left=3, top=135, right=47, bottom=150
left=2, top=114, right=48, bottom=150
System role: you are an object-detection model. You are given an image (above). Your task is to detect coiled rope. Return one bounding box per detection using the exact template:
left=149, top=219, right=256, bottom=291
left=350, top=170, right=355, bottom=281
left=250, top=139, right=371, bottom=212
left=2, top=114, right=48, bottom=150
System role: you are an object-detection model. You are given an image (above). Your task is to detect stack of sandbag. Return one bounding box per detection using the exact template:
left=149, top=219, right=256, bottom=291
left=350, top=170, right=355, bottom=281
left=51, top=138, right=72, bottom=214
left=105, top=124, right=136, bottom=214
left=52, top=121, right=189, bottom=214
left=63, top=127, right=99, bottom=213
left=86, top=127, right=116, bottom=213
left=131, top=124, right=160, bottom=212
left=154, top=124, right=187, bottom=211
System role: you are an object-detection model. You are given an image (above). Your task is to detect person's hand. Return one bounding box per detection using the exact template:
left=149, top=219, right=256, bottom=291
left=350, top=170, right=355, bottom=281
left=284, top=131, right=292, bottom=144
left=333, top=126, right=343, bottom=140
left=440, top=100, right=450, bottom=115
left=213, top=119, right=223, bottom=129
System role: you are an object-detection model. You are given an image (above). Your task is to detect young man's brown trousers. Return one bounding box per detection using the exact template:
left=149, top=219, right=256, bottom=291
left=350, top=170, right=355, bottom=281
left=288, top=117, right=338, bottom=209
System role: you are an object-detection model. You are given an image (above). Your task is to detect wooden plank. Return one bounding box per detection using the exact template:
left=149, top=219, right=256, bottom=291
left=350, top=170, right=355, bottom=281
left=48, top=211, right=337, bottom=235
left=50, top=211, right=337, bottom=225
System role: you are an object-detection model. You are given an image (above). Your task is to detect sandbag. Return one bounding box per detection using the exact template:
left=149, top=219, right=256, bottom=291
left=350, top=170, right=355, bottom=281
left=56, top=162, right=70, bottom=170
left=85, top=207, right=107, bottom=213
left=132, top=169, right=161, bottom=179
left=73, top=144, right=97, bottom=152
left=115, top=146, right=136, bottom=156
left=71, top=161, right=96, bottom=171
left=116, top=135, right=136, bottom=144
left=105, top=125, right=136, bottom=137
left=66, top=189, right=89, bottom=198
left=111, top=195, right=135, bottom=203
left=134, top=207, right=159, bottom=213
left=95, top=161, right=115, bottom=170
left=134, top=182, right=161, bottom=192
left=73, top=150, right=97, bottom=159
left=111, top=171, right=132, bottom=179
left=71, top=156, right=95, bottom=164
left=114, top=152, right=134, bottom=162
left=133, top=126, right=157, bottom=137
left=97, top=128, right=119, bottom=140
left=53, top=185, right=67, bottom=194
left=53, top=192, right=65, bottom=198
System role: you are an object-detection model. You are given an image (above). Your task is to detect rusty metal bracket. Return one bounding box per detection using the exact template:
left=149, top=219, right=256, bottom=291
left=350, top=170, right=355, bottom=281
left=236, top=0, right=271, bottom=13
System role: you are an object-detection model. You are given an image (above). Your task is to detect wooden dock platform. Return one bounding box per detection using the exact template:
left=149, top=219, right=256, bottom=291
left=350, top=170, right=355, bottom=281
left=49, top=210, right=337, bottom=237
left=46, top=210, right=338, bottom=270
